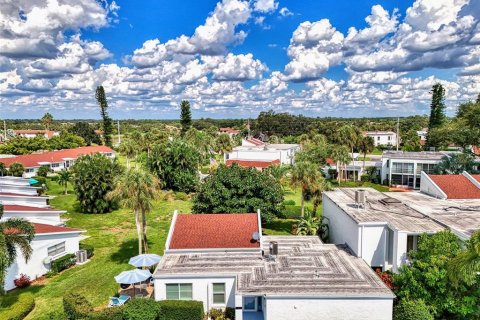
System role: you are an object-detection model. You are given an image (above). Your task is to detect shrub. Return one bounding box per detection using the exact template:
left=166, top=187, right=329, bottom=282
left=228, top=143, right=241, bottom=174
left=80, top=242, right=95, bottom=259
left=89, top=306, right=125, bottom=320
left=282, top=205, right=301, bottom=219
left=393, top=299, right=433, bottom=320
left=45, top=270, right=57, bottom=278
left=225, top=307, right=235, bottom=320
left=174, top=191, right=189, bottom=201
left=9, top=162, right=25, bottom=177
left=208, top=308, right=224, bottom=319
left=51, top=254, right=76, bottom=273
left=63, top=292, right=93, bottom=320
left=123, top=298, right=161, bottom=320
left=158, top=300, right=204, bottom=320
left=283, top=199, right=296, bottom=206
left=13, top=274, right=31, bottom=288
left=37, top=165, right=51, bottom=178
left=32, top=176, right=46, bottom=187
left=0, top=292, right=35, bottom=320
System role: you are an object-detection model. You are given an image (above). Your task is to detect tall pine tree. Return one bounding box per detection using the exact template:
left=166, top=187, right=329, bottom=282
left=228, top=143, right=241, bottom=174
left=95, top=86, right=113, bottom=147
left=426, top=83, right=446, bottom=149
left=180, top=100, right=192, bottom=135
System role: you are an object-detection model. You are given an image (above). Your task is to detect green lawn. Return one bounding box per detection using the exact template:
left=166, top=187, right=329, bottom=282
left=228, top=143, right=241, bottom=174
left=329, top=180, right=390, bottom=192
left=1, top=178, right=191, bottom=319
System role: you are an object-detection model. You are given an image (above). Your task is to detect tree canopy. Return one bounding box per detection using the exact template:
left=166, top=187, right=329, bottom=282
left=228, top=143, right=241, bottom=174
left=95, top=86, right=113, bottom=147
left=426, top=83, right=446, bottom=149
left=146, top=139, right=200, bottom=192
left=192, top=164, right=284, bottom=223
left=180, top=100, right=192, bottom=135
left=72, top=153, right=121, bottom=213
left=69, top=122, right=101, bottom=145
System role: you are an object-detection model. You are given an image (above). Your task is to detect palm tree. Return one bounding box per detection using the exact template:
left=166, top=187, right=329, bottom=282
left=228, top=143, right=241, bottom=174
left=338, top=125, right=359, bottom=181
left=311, top=178, right=332, bottom=216
left=448, top=230, right=480, bottom=286
left=57, top=169, right=71, bottom=195
left=215, top=134, right=233, bottom=158
left=118, top=139, right=137, bottom=168
left=358, top=136, right=375, bottom=170
left=296, top=209, right=329, bottom=242
left=290, top=162, right=323, bottom=217
left=330, top=145, right=350, bottom=183
left=434, top=153, right=478, bottom=174
left=108, top=168, right=159, bottom=254
left=0, top=204, right=35, bottom=293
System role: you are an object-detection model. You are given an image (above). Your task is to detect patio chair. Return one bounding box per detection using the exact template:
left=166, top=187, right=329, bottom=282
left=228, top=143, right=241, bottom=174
left=108, top=295, right=130, bottom=307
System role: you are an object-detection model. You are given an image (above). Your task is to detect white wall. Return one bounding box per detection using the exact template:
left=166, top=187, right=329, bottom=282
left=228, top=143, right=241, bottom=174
left=0, top=185, right=39, bottom=195
left=154, top=276, right=237, bottom=313
left=419, top=171, right=446, bottom=199
left=322, top=195, right=360, bottom=255
left=0, top=195, right=49, bottom=207
left=265, top=297, right=393, bottom=320
left=4, top=232, right=81, bottom=291
left=366, top=133, right=397, bottom=147
left=226, top=147, right=298, bottom=165
left=394, top=232, right=408, bottom=272
left=361, top=225, right=388, bottom=268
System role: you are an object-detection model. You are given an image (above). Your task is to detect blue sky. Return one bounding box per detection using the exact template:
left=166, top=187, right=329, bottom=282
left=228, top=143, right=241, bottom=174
left=0, top=0, right=479, bottom=119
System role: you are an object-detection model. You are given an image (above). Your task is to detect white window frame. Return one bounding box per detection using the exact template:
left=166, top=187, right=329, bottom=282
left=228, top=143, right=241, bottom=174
left=243, top=296, right=261, bottom=312
left=47, top=242, right=65, bottom=257
left=50, top=163, right=61, bottom=168
left=165, top=283, right=192, bottom=300
left=212, top=283, right=226, bottom=305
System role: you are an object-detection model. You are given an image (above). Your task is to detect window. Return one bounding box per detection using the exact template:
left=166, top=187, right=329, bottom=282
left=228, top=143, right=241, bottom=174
left=243, top=297, right=256, bottom=311
left=48, top=242, right=65, bottom=256
left=377, top=137, right=380, bottom=141
left=26, top=168, right=35, bottom=173
left=166, top=283, right=192, bottom=300
left=212, top=283, right=225, bottom=304
left=407, top=235, right=417, bottom=253
left=388, top=136, right=391, bottom=140
left=51, top=163, right=60, bottom=168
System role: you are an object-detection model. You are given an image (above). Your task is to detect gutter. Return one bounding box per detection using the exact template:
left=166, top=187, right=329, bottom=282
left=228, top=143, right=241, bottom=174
left=164, top=210, right=178, bottom=251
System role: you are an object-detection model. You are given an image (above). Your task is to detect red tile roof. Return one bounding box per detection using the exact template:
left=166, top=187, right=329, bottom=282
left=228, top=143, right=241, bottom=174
left=246, top=138, right=265, bottom=146
left=14, top=130, right=57, bottom=139
left=33, top=223, right=83, bottom=234
left=0, top=146, right=114, bottom=168
left=226, top=159, right=280, bottom=169
left=326, top=158, right=335, bottom=166
left=169, top=213, right=260, bottom=249
left=3, top=205, right=61, bottom=212
left=472, top=174, right=480, bottom=183
left=5, top=223, right=82, bottom=235
left=219, top=127, right=240, bottom=134
left=429, top=174, right=480, bottom=199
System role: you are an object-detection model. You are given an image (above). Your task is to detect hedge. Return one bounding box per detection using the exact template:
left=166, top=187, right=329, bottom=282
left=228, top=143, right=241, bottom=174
left=89, top=306, right=124, bottom=320
left=158, top=300, right=204, bottom=320
left=0, top=292, right=35, bottom=320
left=393, top=299, right=433, bottom=320
left=123, top=298, right=161, bottom=320
left=282, top=205, right=301, bottom=219
left=63, top=292, right=93, bottom=320
left=80, top=242, right=95, bottom=259
left=51, top=254, right=76, bottom=273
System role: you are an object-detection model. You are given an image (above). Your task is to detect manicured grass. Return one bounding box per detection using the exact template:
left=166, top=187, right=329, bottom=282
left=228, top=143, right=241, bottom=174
left=263, top=219, right=298, bottom=235
left=329, top=180, right=390, bottom=192
left=1, top=177, right=191, bottom=320
left=370, top=148, right=384, bottom=155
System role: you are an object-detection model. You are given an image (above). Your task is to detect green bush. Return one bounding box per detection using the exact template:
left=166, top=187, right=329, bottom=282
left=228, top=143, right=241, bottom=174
left=63, top=292, right=93, bottom=320
left=208, top=308, right=224, bottom=319
left=32, top=176, right=46, bottom=187
left=174, top=191, right=189, bottom=201
left=8, top=162, right=25, bottom=177
left=225, top=307, right=235, bottom=320
left=0, top=292, right=35, bottom=320
left=80, top=242, right=95, bottom=258
left=283, top=199, right=296, bottom=206
left=89, top=306, right=125, bottom=320
left=393, top=299, right=433, bottom=320
left=37, top=165, right=51, bottom=178
left=51, top=254, right=76, bottom=273
left=45, top=270, right=57, bottom=278
left=282, top=205, right=301, bottom=219
left=158, top=300, right=204, bottom=320
left=123, top=298, right=161, bottom=320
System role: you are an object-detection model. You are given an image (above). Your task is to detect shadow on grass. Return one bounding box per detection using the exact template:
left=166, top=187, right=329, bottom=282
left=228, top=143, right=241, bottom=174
left=107, top=237, right=157, bottom=264
left=263, top=219, right=297, bottom=235
left=0, top=284, right=44, bottom=309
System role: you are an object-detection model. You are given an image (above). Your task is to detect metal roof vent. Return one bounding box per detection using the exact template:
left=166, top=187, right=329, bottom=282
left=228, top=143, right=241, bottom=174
left=355, top=190, right=366, bottom=208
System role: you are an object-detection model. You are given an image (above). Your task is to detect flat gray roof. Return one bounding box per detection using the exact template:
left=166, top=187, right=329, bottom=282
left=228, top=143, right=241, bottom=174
left=388, top=192, right=480, bottom=238
left=155, top=236, right=394, bottom=298
left=323, top=188, right=445, bottom=233
left=382, top=151, right=449, bottom=160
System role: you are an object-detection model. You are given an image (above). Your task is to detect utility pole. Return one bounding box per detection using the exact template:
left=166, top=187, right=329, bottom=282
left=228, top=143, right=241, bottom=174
left=117, top=120, right=121, bottom=145
left=396, top=117, right=400, bottom=151
left=247, top=119, right=251, bottom=139
left=3, top=120, right=7, bottom=142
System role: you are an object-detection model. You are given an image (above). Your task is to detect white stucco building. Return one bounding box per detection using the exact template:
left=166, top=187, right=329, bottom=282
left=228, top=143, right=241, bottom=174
left=224, top=138, right=300, bottom=166
left=13, top=130, right=60, bottom=139
left=1, top=204, right=65, bottom=225
left=4, top=223, right=84, bottom=291
left=364, top=131, right=397, bottom=147
left=380, top=151, right=449, bottom=189
left=0, top=146, right=116, bottom=178
left=153, top=212, right=394, bottom=320
left=323, top=185, right=480, bottom=272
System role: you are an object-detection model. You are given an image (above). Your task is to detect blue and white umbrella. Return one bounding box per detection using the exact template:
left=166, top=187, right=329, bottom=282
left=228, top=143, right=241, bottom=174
left=128, top=254, right=162, bottom=268
left=114, top=269, right=151, bottom=285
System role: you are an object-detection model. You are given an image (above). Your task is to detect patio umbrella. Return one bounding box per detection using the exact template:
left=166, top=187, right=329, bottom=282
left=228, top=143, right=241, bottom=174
left=28, top=178, right=39, bottom=185
left=128, top=254, right=162, bottom=268
left=114, top=269, right=152, bottom=296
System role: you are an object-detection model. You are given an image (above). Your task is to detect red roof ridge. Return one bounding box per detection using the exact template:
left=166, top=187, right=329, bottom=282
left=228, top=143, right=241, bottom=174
left=33, top=223, right=83, bottom=234
left=428, top=174, right=480, bottom=199
left=226, top=159, right=280, bottom=168
left=3, top=204, right=62, bottom=212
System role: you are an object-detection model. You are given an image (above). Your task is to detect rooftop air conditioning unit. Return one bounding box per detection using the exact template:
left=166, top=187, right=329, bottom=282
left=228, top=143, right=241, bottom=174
left=269, top=241, right=278, bottom=256
left=355, top=190, right=366, bottom=207
left=76, top=250, right=87, bottom=264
